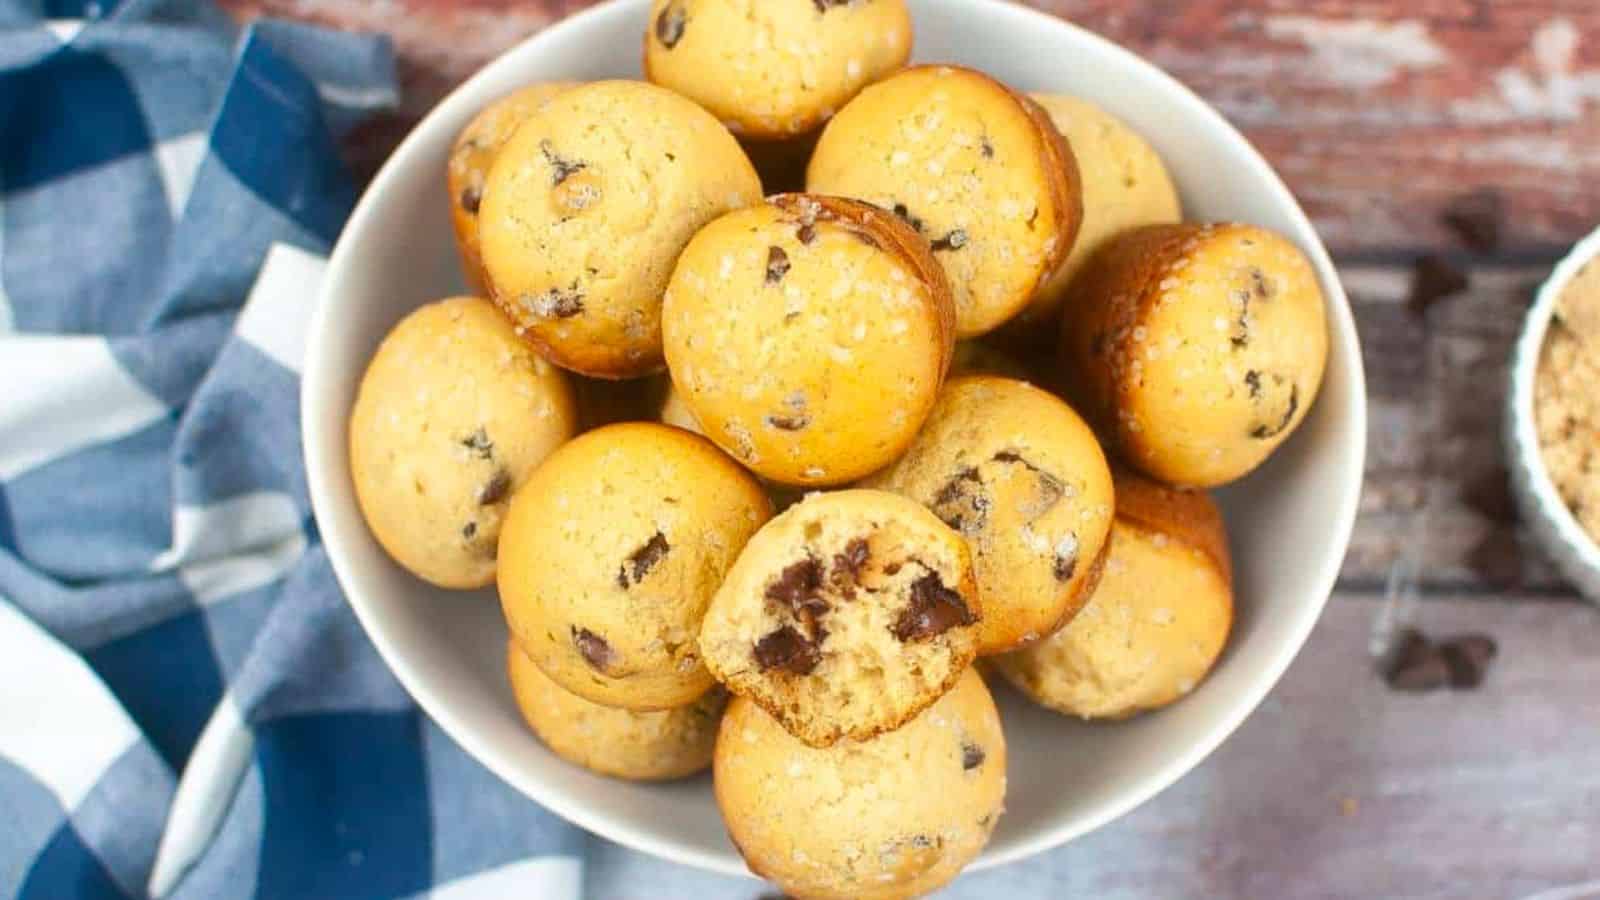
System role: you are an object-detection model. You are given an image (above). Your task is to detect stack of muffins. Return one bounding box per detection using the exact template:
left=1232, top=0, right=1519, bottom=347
left=347, top=2, right=1330, bottom=896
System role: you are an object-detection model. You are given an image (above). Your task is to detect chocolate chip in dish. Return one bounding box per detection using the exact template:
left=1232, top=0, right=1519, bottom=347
left=863, top=374, right=1115, bottom=655
left=1058, top=222, right=1328, bottom=488
left=807, top=65, right=1083, bottom=338
left=662, top=193, right=955, bottom=486
left=478, top=80, right=763, bottom=379
left=699, top=489, right=980, bottom=748
left=714, top=668, right=1004, bottom=900
left=348, top=296, right=578, bottom=589
left=447, top=82, right=576, bottom=295
left=643, top=0, right=912, bottom=141
left=498, top=422, right=773, bottom=710
left=990, top=466, right=1232, bottom=719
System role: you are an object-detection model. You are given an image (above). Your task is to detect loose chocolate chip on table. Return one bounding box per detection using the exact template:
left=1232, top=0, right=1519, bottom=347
left=1440, top=188, right=1504, bottom=254
left=892, top=573, right=976, bottom=641
left=1382, top=628, right=1450, bottom=692
left=617, top=530, right=670, bottom=587
left=538, top=140, right=586, bottom=186
left=1439, top=634, right=1497, bottom=688
left=1407, top=254, right=1469, bottom=317
left=765, top=246, right=790, bottom=284
left=764, top=413, right=809, bottom=431
left=572, top=627, right=616, bottom=672
left=961, top=741, right=986, bottom=770
left=461, top=428, right=494, bottom=459
left=753, top=625, right=821, bottom=674
left=655, top=2, right=687, bottom=47
left=459, top=184, right=482, bottom=214
left=930, top=229, right=969, bottom=252
left=476, top=469, right=512, bottom=505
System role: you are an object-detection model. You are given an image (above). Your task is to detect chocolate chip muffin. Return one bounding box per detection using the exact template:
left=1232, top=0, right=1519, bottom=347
left=863, top=375, right=1115, bottom=655
left=498, top=422, right=773, bottom=709
left=643, top=0, right=912, bottom=140
left=699, top=489, right=980, bottom=747
left=1059, top=223, right=1328, bottom=488
left=662, top=193, right=955, bottom=486
left=1003, top=94, right=1181, bottom=344
left=348, top=296, right=578, bottom=589
left=715, top=668, right=1004, bottom=900
left=447, top=82, right=575, bottom=295
left=991, top=467, right=1233, bottom=719
left=508, top=640, right=726, bottom=780
left=807, top=65, right=1082, bottom=338
left=478, top=80, right=763, bottom=379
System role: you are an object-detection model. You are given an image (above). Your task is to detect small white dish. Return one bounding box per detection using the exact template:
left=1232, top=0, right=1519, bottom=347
left=302, top=0, right=1368, bottom=878
left=1506, top=225, right=1600, bottom=603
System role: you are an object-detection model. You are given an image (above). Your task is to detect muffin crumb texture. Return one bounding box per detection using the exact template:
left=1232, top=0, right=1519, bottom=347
left=1536, top=258, right=1600, bottom=544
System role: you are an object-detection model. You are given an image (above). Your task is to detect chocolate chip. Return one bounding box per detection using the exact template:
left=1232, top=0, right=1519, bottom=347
left=884, top=562, right=902, bottom=576
left=461, top=521, right=477, bottom=540
left=764, top=413, right=809, bottom=431
left=1250, top=267, right=1274, bottom=300
left=810, top=0, right=852, bottom=11
left=1052, top=534, right=1078, bottom=581
left=459, top=184, right=482, bottom=214
left=1408, top=254, right=1469, bottom=317
left=909, top=834, right=936, bottom=849
left=655, top=2, right=686, bottom=48
left=891, top=202, right=924, bottom=233
left=764, top=558, right=828, bottom=639
left=461, top=427, right=494, bottom=459
left=931, top=467, right=987, bottom=536
left=930, top=229, right=968, bottom=252
left=1230, top=289, right=1251, bottom=348
left=834, top=538, right=869, bottom=579
left=1439, top=634, right=1497, bottom=688
left=617, top=531, right=669, bottom=588
left=891, top=573, right=976, bottom=641
left=753, top=625, right=820, bottom=674
left=980, top=139, right=994, bottom=159
left=765, top=246, right=790, bottom=284
left=1245, top=370, right=1262, bottom=399
left=796, top=223, right=817, bottom=245
left=572, top=627, right=615, bottom=672
left=1249, top=383, right=1299, bottom=440
left=1383, top=628, right=1450, bottom=692
left=476, top=469, right=512, bottom=505
left=1440, top=188, right=1504, bottom=254
left=961, top=742, right=985, bottom=770
left=991, top=451, right=1066, bottom=520
left=526, top=286, right=584, bottom=319
left=539, top=140, right=586, bottom=186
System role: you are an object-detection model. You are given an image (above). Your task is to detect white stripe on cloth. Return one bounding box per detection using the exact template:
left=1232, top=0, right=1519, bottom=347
left=234, top=243, right=327, bottom=375
left=153, top=133, right=207, bottom=221
left=425, top=857, right=583, bottom=900
left=0, top=600, right=140, bottom=810
left=146, top=694, right=254, bottom=899
left=149, top=492, right=307, bottom=606
left=0, top=334, right=170, bottom=480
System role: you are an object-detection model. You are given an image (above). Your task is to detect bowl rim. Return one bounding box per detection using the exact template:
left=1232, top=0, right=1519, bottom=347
left=1506, top=225, right=1600, bottom=580
left=303, top=0, right=1367, bottom=879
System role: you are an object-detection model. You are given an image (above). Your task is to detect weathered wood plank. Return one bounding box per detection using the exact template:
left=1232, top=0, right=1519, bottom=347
left=584, top=593, right=1600, bottom=898
left=219, top=0, right=1600, bottom=254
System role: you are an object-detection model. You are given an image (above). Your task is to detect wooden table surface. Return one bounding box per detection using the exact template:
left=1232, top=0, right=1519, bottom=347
left=224, top=1, right=1600, bottom=895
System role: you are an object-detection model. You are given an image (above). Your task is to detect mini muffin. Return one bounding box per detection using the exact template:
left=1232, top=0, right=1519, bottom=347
left=991, top=468, right=1233, bottom=719
left=1059, top=223, right=1328, bottom=488
left=479, top=80, right=763, bottom=379
left=715, top=668, right=1004, bottom=900
left=699, top=490, right=980, bottom=747
left=349, top=297, right=578, bottom=589
left=643, top=0, right=911, bottom=140
left=447, top=82, right=574, bottom=294
left=498, top=423, right=773, bottom=709
left=807, top=65, right=1082, bottom=338
left=864, top=375, right=1115, bottom=655
left=1004, top=94, right=1181, bottom=343
left=663, top=193, right=955, bottom=486
left=508, top=641, right=725, bottom=780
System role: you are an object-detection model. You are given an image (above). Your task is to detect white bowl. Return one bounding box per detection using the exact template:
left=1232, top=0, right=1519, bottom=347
left=1507, top=226, right=1600, bottom=603
left=303, top=0, right=1367, bottom=878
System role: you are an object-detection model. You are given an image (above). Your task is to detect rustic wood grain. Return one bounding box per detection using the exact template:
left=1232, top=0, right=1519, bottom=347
left=584, top=594, right=1600, bottom=898
left=218, top=0, right=1600, bottom=255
